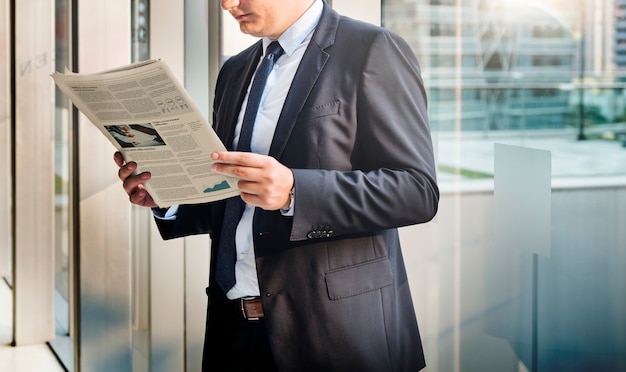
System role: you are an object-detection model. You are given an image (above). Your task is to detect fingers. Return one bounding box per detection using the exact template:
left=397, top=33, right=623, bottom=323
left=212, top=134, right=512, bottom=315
left=211, top=151, right=293, bottom=210
left=211, top=151, right=267, bottom=183
left=123, top=171, right=156, bottom=208
left=115, top=151, right=140, bottom=183
left=127, top=184, right=154, bottom=206
left=210, top=151, right=269, bottom=179
left=211, top=150, right=267, bottom=166
left=123, top=171, right=151, bottom=194
left=113, top=151, right=157, bottom=208
left=115, top=153, right=149, bottom=189
left=118, top=160, right=152, bottom=195
left=113, top=151, right=125, bottom=167
left=117, top=159, right=136, bottom=181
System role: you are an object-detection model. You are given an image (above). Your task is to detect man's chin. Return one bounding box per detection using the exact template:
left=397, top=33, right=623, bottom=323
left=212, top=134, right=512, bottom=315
left=239, top=26, right=262, bottom=38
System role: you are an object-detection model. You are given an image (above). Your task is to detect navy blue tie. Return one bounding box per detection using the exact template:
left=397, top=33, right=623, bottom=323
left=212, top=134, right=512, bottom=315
left=215, top=41, right=284, bottom=294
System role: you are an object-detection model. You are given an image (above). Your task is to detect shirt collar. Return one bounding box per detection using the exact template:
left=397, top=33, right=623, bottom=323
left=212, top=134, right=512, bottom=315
left=262, top=0, right=323, bottom=56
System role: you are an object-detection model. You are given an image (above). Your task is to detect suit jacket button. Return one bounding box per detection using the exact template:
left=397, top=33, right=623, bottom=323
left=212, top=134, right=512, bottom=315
left=307, top=230, right=323, bottom=239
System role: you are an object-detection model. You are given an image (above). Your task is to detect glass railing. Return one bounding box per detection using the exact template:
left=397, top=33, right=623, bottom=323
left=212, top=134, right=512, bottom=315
left=429, top=78, right=626, bottom=182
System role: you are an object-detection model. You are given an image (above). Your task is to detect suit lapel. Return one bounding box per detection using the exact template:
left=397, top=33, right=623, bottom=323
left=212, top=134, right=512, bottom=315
left=268, top=4, right=340, bottom=159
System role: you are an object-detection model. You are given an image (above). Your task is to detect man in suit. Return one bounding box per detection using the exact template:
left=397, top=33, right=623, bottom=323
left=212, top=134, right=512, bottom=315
left=115, top=0, right=439, bottom=370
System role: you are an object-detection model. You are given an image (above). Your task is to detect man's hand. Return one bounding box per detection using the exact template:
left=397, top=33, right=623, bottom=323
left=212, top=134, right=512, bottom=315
left=114, top=151, right=159, bottom=208
left=211, top=151, right=294, bottom=211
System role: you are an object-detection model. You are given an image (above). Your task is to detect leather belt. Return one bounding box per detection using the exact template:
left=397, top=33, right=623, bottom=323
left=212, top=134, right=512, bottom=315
left=236, top=297, right=264, bottom=320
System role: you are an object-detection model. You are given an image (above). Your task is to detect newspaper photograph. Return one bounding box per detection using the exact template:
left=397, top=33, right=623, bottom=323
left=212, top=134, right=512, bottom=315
left=51, top=59, right=239, bottom=208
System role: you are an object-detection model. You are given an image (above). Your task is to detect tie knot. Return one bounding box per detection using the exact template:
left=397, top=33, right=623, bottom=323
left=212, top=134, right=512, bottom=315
left=265, top=41, right=284, bottom=61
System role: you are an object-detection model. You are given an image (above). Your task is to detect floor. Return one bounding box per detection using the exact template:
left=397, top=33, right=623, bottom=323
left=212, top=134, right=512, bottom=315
left=0, top=280, right=66, bottom=372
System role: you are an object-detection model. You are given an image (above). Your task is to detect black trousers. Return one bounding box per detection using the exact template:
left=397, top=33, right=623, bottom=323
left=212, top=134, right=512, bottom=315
left=203, top=291, right=278, bottom=371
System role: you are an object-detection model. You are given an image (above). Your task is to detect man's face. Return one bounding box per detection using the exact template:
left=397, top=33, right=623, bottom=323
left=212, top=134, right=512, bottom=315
left=221, top=0, right=310, bottom=40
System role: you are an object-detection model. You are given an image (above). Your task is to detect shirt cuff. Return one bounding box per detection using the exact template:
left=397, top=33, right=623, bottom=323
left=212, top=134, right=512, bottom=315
left=152, top=204, right=179, bottom=220
left=280, top=186, right=295, bottom=216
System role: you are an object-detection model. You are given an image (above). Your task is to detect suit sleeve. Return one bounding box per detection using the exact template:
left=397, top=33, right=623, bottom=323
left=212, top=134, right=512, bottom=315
left=153, top=203, right=213, bottom=240
left=290, top=30, right=439, bottom=241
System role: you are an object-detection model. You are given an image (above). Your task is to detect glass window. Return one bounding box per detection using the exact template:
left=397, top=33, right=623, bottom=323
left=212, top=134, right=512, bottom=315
left=383, top=0, right=626, bottom=370
left=50, top=0, right=74, bottom=367
left=54, top=0, right=71, bottom=338
left=387, top=0, right=626, bottom=158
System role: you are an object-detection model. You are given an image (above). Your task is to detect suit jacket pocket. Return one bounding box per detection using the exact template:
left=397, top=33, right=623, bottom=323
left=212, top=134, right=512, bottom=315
left=298, top=100, right=340, bottom=122
left=325, top=257, right=393, bottom=300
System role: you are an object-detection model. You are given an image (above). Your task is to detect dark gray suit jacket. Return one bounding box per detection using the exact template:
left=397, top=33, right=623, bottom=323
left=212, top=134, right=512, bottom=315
left=155, top=4, right=439, bottom=371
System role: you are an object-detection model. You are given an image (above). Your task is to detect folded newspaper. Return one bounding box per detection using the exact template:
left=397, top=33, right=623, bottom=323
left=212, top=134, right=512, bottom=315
left=52, top=59, right=239, bottom=208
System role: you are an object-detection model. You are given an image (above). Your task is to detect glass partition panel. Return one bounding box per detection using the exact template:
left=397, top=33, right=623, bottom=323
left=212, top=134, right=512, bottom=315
left=50, top=0, right=74, bottom=368
left=383, top=0, right=626, bottom=371
left=54, top=0, right=71, bottom=338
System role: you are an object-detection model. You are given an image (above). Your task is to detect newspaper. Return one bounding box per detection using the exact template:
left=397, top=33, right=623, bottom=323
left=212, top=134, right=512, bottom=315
left=51, top=59, right=239, bottom=208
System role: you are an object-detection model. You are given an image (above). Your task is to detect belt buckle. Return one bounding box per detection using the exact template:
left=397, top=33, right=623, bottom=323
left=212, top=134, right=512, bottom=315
left=240, top=297, right=261, bottom=321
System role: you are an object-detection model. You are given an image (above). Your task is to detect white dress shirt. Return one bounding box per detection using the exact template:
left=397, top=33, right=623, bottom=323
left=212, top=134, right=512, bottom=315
left=226, top=0, right=323, bottom=299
